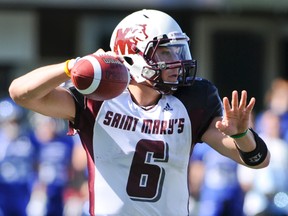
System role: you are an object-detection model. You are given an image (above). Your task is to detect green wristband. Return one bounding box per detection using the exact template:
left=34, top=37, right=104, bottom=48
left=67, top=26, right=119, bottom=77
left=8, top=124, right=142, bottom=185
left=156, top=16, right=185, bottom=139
left=230, top=129, right=249, bottom=139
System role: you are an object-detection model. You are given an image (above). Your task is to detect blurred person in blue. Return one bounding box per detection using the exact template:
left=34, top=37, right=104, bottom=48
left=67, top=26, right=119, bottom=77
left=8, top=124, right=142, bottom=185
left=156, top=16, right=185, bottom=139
left=238, top=110, right=288, bottom=216
left=0, top=97, right=37, bottom=216
left=189, top=143, right=245, bottom=216
left=27, top=112, right=75, bottom=216
left=255, top=78, right=288, bottom=143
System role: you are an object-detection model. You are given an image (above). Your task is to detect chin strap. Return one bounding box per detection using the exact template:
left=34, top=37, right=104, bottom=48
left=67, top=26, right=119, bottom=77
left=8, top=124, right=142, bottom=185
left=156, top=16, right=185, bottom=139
left=153, top=83, right=177, bottom=95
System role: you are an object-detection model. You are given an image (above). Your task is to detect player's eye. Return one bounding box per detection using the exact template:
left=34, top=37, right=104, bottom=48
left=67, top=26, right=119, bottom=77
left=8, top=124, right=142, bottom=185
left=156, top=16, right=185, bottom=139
left=154, top=47, right=179, bottom=62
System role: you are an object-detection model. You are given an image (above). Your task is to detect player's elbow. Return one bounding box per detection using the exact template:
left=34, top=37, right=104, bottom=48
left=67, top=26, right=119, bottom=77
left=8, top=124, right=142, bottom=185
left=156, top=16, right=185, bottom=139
left=9, top=79, right=20, bottom=101
left=9, top=79, right=32, bottom=108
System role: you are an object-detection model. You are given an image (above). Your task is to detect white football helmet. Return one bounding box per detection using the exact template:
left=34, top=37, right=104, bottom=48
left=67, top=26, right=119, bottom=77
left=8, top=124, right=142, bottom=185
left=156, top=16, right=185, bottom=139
left=110, top=9, right=197, bottom=94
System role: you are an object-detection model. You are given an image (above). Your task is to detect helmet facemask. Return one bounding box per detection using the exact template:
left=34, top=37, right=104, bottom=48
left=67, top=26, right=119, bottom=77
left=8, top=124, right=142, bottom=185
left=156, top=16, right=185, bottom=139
left=140, top=32, right=197, bottom=94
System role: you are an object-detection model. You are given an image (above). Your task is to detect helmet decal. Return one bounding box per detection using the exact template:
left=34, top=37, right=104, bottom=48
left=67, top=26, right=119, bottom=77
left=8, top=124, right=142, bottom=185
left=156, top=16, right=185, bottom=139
left=114, top=24, right=148, bottom=54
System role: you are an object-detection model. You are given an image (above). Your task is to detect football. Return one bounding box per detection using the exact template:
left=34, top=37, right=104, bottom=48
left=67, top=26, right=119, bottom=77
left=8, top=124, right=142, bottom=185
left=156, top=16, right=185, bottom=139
left=70, top=54, right=130, bottom=101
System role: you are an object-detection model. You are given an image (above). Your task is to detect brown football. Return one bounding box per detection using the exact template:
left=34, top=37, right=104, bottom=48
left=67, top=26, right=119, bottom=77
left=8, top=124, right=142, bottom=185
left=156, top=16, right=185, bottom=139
left=71, top=54, right=130, bottom=101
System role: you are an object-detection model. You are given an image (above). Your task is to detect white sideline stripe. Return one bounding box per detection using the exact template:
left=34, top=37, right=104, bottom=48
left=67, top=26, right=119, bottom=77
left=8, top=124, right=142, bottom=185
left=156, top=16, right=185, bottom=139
left=78, top=55, right=102, bottom=94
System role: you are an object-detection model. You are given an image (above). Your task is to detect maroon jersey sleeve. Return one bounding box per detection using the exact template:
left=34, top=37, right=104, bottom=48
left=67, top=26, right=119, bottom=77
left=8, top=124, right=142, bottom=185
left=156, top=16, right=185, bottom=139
left=174, top=78, right=223, bottom=144
left=68, top=86, right=103, bottom=131
left=68, top=87, right=104, bottom=168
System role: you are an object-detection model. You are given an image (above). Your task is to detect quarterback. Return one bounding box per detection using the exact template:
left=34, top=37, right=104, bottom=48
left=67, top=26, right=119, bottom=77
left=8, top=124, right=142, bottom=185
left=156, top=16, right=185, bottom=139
left=9, top=9, right=270, bottom=216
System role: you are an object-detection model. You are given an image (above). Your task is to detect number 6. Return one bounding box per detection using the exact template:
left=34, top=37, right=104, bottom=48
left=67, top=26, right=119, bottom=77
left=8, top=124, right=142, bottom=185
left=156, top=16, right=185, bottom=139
left=126, top=139, right=169, bottom=202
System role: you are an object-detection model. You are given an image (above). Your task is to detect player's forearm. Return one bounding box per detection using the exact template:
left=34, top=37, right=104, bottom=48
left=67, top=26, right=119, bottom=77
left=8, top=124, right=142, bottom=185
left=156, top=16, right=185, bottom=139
left=232, top=128, right=270, bottom=168
left=9, top=62, right=70, bottom=106
left=232, top=129, right=256, bottom=152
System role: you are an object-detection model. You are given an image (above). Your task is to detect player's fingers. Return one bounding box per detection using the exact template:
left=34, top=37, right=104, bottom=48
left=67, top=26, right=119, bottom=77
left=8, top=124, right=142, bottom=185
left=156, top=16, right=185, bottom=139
left=215, top=120, right=222, bottom=130
left=223, top=97, right=231, bottom=111
left=231, top=90, right=239, bottom=110
left=239, top=90, right=247, bottom=110
left=246, top=97, right=256, bottom=113
left=215, top=119, right=228, bottom=132
left=105, top=51, right=118, bottom=57
left=106, top=52, right=125, bottom=63
left=94, top=49, right=106, bottom=55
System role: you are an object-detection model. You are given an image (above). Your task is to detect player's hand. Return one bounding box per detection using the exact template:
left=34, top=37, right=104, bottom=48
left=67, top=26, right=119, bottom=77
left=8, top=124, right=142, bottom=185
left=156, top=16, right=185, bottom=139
left=93, top=49, right=124, bottom=62
left=215, top=90, right=255, bottom=136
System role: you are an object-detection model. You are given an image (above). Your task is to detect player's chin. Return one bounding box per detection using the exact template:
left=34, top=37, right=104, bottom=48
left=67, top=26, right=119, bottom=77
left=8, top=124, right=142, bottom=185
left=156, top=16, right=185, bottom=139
left=166, top=76, right=178, bottom=83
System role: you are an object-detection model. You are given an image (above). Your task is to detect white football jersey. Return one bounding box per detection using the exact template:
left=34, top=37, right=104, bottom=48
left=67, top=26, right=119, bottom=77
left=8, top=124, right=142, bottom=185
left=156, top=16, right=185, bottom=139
left=93, top=90, right=191, bottom=215
left=69, top=78, right=223, bottom=216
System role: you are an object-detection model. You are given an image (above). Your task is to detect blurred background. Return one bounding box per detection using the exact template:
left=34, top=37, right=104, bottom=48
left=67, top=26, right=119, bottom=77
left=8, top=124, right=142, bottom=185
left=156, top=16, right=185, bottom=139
left=1, top=0, right=288, bottom=111
left=0, top=0, right=288, bottom=215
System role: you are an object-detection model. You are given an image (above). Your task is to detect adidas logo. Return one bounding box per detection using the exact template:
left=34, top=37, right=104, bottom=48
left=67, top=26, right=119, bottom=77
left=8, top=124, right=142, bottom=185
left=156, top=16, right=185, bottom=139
left=163, top=103, right=173, bottom=111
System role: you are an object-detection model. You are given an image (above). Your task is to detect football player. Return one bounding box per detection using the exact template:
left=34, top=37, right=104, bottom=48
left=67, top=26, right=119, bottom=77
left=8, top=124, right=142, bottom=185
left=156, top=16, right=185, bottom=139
left=9, top=9, right=270, bottom=216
